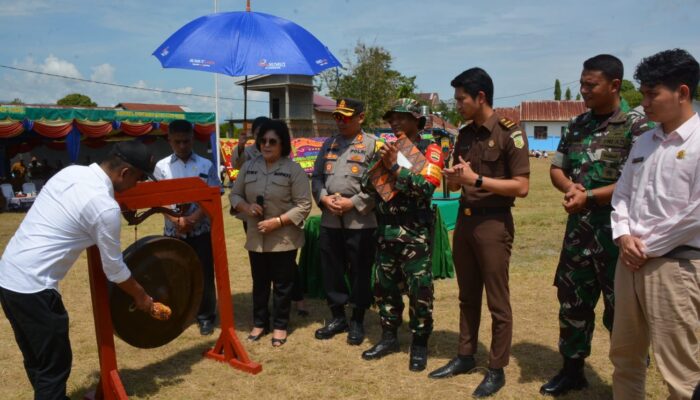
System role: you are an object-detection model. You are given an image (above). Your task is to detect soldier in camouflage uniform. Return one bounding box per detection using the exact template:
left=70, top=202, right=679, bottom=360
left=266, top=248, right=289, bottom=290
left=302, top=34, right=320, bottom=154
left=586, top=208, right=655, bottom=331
left=360, top=99, right=437, bottom=372
left=542, top=55, right=653, bottom=397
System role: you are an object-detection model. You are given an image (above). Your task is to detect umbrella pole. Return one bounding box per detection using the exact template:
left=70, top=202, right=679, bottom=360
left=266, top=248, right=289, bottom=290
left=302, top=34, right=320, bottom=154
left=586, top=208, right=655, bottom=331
left=244, top=76, right=248, bottom=128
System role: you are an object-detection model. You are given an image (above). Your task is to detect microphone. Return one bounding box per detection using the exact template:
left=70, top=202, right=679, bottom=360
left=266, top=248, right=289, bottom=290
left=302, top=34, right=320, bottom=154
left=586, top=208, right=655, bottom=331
left=255, top=195, right=264, bottom=218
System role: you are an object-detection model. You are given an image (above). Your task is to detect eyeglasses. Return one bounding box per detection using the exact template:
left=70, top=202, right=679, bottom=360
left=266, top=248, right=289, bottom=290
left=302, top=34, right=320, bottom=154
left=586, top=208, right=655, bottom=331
left=334, top=114, right=354, bottom=123
left=260, top=138, right=278, bottom=146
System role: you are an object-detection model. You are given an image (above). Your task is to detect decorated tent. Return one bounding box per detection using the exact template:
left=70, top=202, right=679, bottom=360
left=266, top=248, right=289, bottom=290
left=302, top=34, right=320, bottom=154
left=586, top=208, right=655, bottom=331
left=0, top=105, right=216, bottom=176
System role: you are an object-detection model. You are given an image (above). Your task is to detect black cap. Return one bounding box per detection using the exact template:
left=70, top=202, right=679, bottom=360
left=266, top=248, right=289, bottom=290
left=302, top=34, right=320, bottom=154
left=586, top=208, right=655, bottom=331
left=111, top=140, right=156, bottom=181
left=333, top=98, right=364, bottom=116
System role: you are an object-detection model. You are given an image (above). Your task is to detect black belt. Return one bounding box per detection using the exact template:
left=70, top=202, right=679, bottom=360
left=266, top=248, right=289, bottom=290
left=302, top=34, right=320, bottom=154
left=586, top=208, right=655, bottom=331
left=459, top=206, right=511, bottom=216
left=377, top=211, right=434, bottom=226
left=663, top=245, right=700, bottom=260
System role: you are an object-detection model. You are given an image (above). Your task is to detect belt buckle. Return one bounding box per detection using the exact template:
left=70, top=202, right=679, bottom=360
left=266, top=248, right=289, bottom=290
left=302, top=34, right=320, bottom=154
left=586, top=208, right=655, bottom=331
left=463, top=208, right=472, bottom=216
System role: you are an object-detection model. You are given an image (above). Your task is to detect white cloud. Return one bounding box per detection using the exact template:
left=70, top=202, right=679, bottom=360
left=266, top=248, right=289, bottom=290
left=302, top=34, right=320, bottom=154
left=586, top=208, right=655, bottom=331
left=0, top=0, right=53, bottom=17
left=90, top=63, right=115, bottom=83
left=39, top=55, right=82, bottom=78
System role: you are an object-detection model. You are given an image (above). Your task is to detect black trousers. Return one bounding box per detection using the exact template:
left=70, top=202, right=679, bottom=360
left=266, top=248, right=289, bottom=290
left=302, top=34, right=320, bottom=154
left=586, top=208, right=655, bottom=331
left=0, top=287, right=71, bottom=400
left=243, top=221, right=304, bottom=303
left=180, top=232, right=217, bottom=324
left=319, top=227, right=376, bottom=317
left=249, top=250, right=298, bottom=330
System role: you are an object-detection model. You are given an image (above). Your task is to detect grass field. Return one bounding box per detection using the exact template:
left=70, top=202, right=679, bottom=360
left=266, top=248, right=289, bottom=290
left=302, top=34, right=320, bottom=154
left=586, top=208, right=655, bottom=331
left=0, top=159, right=668, bottom=399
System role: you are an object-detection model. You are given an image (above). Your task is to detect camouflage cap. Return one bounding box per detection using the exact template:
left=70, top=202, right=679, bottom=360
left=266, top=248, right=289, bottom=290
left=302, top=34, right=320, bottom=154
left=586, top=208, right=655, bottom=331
left=382, top=98, right=427, bottom=128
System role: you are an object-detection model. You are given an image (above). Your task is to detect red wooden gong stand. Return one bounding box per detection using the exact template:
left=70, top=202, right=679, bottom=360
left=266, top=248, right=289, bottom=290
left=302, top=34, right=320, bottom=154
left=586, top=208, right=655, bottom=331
left=85, top=178, right=261, bottom=400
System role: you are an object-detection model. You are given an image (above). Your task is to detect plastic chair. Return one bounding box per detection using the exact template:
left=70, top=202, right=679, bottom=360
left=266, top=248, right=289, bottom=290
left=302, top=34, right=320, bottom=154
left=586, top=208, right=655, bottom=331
left=22, top=182, right=37, bottom=195
left=1, top=183, right=15, bottom=210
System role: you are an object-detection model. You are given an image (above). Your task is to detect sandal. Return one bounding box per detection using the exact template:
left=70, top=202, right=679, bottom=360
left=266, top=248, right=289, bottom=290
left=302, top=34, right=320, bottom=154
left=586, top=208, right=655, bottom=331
left=271, top=336, right=287, bottom=347
left=247, top=327, right=269, bottom=342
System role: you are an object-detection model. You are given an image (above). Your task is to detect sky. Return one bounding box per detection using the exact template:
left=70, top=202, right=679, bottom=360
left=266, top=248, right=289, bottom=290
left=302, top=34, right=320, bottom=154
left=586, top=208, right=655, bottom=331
left=1, top=0, right=699, bottom=120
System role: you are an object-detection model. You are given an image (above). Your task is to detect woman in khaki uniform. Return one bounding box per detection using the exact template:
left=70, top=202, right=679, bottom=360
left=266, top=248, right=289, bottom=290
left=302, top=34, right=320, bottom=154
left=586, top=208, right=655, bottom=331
left=230, top=120, right=311, bottom=347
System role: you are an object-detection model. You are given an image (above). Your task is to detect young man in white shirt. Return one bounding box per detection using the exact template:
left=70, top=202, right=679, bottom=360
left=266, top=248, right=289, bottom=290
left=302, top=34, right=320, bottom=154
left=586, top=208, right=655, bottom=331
left=0, top=140, right=157, bottom=400
left=154, top=119, right=221, bottom=336
left=610, top=48, right=700, bottom=400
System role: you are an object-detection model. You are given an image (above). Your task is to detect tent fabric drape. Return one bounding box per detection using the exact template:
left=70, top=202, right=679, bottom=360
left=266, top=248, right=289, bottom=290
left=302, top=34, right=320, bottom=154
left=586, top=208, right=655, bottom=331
left=0, top=120, right=24, bottom=138
left=32, top=120, right=73, bottom=139
left=119, top=121, right=154, bottom=136
left=75, top=120, right=114, bottom=138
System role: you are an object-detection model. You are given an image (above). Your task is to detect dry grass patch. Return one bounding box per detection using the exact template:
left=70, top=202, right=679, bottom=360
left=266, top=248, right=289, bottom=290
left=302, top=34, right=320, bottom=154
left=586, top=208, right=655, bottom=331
left=0, top=159, right=668, bottom=399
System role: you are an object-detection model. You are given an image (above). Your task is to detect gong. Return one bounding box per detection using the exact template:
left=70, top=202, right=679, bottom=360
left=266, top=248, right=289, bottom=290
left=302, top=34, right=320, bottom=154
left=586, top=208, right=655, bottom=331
left=109, top=235, right=203, bottom=348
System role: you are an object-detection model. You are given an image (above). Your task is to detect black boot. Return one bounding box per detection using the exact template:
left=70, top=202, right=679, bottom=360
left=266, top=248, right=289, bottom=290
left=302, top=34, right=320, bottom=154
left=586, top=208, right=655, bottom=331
left=539, top=357, right=588, bottom=396
left=409, top=335, right=429, bottom=372
left=473, top=368, right=505, bottom=398
left=428, top=355, right=476, bottom=379
left=361, top=329, right=399, bottom=360
left=347, top=309, right=365, bottom=346
left=314, top=316, right=348, bottom=340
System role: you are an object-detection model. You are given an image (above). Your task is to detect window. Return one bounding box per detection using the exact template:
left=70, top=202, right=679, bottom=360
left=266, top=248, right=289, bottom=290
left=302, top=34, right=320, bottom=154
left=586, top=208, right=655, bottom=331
left=271, top=98, right=280, bottom=119
left=534, top=126, right=548, bottom=139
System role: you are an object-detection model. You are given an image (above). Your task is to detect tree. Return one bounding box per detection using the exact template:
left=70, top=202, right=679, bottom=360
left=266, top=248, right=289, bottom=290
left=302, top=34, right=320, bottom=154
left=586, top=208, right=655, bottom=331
left=554, top=79, right=562, bottom=100
left=433, top=100, right=463, bottom=126
left=219, top=122, right=239, bottom=138
left=10, top=98, right=24, bottom=105
left=57, top=93, right=97, bottom=107
left=620, top=79, right=642, bottom=108
left=564, top=87, right=572, bottom=100
left=316, top=42, right=417, bottom=127
left=576, top=93, right=581, bottom=101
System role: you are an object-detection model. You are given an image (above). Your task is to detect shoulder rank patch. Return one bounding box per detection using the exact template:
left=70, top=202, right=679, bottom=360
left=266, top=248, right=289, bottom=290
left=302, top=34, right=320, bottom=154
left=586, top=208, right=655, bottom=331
left=499, top=117, right=516, bottom=130
left=511, top=130, right=524, bottom=149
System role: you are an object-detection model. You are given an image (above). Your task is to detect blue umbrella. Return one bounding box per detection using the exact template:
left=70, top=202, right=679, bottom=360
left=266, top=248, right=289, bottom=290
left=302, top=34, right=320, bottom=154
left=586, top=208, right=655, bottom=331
left=152, top=11, right=341, bottom=77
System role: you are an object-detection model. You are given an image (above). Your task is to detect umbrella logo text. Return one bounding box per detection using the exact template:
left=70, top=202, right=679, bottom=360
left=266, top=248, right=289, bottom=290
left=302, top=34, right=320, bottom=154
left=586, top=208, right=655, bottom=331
left=258, top=59, right=286, bottom=70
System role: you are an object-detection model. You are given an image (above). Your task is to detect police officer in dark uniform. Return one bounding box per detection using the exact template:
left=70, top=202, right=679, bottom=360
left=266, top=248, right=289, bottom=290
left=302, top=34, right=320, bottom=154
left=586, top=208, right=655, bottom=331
left=311, top=98, right=378, bottom=346
left=431, top=68, right=530, bottom=398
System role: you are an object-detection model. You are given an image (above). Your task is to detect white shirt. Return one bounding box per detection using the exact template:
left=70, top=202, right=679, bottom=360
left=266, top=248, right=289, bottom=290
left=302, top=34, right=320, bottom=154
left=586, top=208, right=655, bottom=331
left=0, top=164, right=132, bottom=293
left=153, top=152, right=220, bottom=238
left=611, top=112, right=700, bottom=257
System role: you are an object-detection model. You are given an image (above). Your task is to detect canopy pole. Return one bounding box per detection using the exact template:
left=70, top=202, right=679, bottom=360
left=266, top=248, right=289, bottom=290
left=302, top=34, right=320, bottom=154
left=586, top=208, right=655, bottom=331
left=213, top=0, right=221, bottom=173
left=244, top=76, right=248, bottom=129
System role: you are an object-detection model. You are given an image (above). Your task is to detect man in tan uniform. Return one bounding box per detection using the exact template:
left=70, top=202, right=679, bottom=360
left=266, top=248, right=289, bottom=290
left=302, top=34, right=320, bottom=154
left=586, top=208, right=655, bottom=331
left=311, top=98, right=378, bottom=346
left=431, top=67, right=530, bottom=398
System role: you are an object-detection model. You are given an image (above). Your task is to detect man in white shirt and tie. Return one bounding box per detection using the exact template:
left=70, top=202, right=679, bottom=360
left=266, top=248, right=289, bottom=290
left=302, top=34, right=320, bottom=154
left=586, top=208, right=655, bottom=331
left=610, top=48, right=700, bottom=400
left=0, top=140, right=156, bottom=400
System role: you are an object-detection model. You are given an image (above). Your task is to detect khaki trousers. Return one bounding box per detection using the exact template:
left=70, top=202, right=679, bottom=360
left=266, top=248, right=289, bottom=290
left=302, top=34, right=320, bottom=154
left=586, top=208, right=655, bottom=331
left=610, top=257, right=700, bottom=400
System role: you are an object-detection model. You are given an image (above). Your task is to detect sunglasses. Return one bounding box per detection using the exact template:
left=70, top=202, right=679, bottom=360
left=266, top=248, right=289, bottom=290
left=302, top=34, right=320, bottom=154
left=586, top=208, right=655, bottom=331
left=259, top=138, right=279, bottom=146
left=334, top=114, right=354, bottom=123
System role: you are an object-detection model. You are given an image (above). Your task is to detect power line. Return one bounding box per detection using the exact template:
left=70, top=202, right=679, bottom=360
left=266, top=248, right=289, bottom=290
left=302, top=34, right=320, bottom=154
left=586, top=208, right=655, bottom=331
left=494, top=79, right=579, bottom=100
left=0, top=64, right=268, bottom=104
left=1, top=63, right=580, bottom=105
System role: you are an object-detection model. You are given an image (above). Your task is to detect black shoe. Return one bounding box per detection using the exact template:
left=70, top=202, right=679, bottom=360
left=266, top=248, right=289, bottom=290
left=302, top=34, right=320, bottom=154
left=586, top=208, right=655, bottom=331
left=473, top=368, right=505, bottom=398
left=347, top=320, right=365, bottom=346
left=540, top=358, right=588, bottom=396
left=314, top=317, right=348, bottom=340
left=361, top=331, right=399, bottom=360
left=409, top=345, right=428, bottom=372
left=199, top=320, right=214, bottom=336
left=428, top=356, right=476, bottom=379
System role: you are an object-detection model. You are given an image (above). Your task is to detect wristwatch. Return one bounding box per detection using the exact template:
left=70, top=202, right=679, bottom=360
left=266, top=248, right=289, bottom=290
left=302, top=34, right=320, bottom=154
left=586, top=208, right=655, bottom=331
left=586, top=189, right=596, bottom=207
left=390, top=163, right=400, bottom=173
left=474, top=175, right=483, bottom=188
